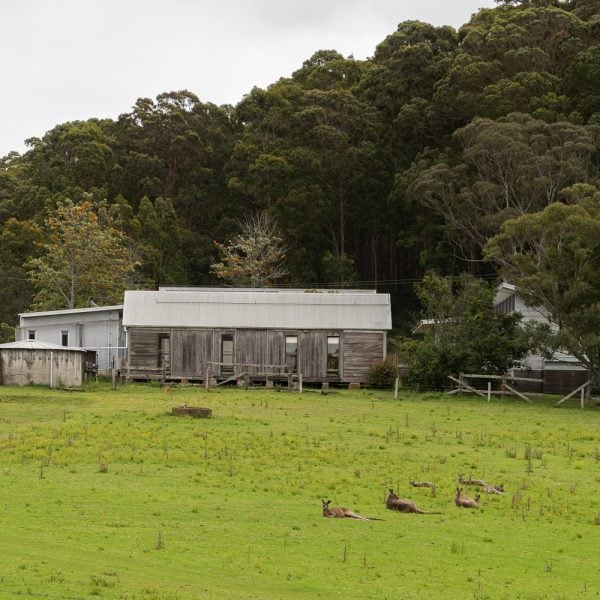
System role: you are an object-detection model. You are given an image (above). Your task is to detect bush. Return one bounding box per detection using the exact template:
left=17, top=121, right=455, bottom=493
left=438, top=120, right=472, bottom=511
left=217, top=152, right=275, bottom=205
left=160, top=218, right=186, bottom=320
left=366, top=357, right=398, bottom=388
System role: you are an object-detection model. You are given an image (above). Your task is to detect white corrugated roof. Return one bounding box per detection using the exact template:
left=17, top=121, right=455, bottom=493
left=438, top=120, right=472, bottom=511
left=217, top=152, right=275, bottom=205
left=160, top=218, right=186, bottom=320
left=19, top=305, right=123, bottom=318
left=123, top=289, right=392, bottom=330
left=0, top=339, right=85, bottom=351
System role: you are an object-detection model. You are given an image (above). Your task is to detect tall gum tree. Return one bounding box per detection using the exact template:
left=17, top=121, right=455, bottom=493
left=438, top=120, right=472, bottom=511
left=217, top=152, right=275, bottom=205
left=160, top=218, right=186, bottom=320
left=484, top=191, right=600, bottom=389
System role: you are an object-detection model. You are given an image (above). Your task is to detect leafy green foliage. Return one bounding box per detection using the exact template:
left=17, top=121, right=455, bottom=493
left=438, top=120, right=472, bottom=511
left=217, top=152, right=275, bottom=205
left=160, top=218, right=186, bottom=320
left=0, top=0, right=599, bottom=330
left=26, top=199, right=138, bottom=309
left=485, top=192, right=600, bottom=385
left=397, top=274, right=527, bottom=389
left=0, top=322, right=15, bottom=343
left=366, top=357, right=398, bottom=388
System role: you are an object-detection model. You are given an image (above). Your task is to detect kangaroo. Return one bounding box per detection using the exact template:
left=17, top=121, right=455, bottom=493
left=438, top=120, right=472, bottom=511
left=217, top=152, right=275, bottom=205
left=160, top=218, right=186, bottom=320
left=481, top=483, right=504, bottom=495
left=386, top=489, right=441, bottom=514
left=454, top=487, right=480, bottom=508
left=458, top=473, right=487, bottom=487
left=321, top=499, right=380, bottom=521
left=410, top=481, right=434, bottom=488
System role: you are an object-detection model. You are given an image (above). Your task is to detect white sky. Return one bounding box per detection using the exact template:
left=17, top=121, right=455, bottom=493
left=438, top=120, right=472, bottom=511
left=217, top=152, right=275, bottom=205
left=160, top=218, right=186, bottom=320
left=0, top=1, right=496, bottom=157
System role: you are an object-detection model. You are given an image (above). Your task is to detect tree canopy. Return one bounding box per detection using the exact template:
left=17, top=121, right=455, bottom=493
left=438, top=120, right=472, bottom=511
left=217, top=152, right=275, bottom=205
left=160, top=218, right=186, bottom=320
left=0, top=0, right=599, bottom=366
left=26, top=199, right=138, bottom=309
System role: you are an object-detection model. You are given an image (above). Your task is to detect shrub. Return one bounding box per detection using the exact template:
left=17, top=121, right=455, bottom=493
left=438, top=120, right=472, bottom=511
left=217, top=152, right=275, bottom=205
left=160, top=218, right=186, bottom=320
left=366, top=357, right=397, bottom=388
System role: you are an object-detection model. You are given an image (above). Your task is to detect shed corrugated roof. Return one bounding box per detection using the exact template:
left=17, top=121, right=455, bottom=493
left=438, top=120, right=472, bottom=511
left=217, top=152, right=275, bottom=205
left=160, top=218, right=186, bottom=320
left=0, top=339, right=85, bottom=351
left=19, top=305, right=123, bottom=319
left=123, top=289, right=392, bottom=330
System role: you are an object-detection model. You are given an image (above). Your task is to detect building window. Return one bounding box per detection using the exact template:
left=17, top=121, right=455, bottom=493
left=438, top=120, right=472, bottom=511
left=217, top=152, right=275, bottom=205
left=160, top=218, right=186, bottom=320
left=285, top=336, right=298, bottom=372
left=61, top=331, right=69, bottom=347
left=28, top=330, right=36, bottom=340
left=327, top=336, right=340, bottom=374
left=221, top=335, right=234, bottom=375
left=158, top=334, right=170, bottom=370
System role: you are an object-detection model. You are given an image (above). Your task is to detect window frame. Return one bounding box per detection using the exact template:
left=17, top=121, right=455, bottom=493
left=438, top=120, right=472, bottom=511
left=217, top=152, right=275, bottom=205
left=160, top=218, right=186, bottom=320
left=157, top=333, right=171, bottom=370
left=221, top=334, right=234, bottom=375
left=326, top=335, right=340, bottom=375
left=285, top=335, right=298, bottom=372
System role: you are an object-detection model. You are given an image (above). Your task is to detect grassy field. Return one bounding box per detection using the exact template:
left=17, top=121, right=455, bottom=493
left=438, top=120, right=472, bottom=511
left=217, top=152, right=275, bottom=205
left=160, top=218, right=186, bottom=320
left=0, top=382, right=599, bottom=599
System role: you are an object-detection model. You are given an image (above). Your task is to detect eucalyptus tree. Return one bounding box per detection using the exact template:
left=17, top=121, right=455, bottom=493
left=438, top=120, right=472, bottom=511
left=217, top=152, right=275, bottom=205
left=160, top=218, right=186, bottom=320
left=484, top=189, right=600, bottom=388
left=433, top=3, right=589, bottom=125
left=132, top=196, right=187, bottom=286
left=413, top=114, right=599, bottom=264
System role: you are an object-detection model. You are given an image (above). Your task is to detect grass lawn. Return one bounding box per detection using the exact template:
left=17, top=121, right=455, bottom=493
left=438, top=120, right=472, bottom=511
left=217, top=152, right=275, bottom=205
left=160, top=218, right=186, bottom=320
left=0, top=382, right=599, bottom=599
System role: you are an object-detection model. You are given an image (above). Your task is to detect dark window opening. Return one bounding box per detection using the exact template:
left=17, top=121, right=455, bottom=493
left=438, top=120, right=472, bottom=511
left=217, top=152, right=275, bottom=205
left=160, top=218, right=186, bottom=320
left=285, top=336, right=298, bottom=372
left=28, top=330, right=36, bottom=340
left=221, top=335, right=234, bottom=375
left=61, top=330, right=69, bottom=347
left=327, top=336, right=340, bottom=374
left=158, top=334, right=170, bottom=370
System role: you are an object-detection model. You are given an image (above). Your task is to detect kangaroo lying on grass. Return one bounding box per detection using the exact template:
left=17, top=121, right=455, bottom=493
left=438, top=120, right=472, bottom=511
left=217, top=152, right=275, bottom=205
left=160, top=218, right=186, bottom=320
left=480, top=483, right=504, bottom=494
left=321, top=499, right=382, bottom=521
left=458, top=473, right=487, bottom=487
left=386, top=489, right=441, bottom=514
left=454, top=487, right=480, bottom=508
left=410, top=481, right=434, bottom=488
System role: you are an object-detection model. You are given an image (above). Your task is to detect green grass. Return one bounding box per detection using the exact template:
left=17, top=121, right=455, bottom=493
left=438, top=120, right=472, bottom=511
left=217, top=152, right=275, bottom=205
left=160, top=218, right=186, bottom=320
left=0, top=383, right=599, bottom=599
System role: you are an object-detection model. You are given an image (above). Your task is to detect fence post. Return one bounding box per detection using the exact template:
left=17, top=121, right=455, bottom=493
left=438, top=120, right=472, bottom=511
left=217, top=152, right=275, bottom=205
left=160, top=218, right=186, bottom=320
left=394, top=377, right=399, bottom=400
left=299, top=373, right=303, bottom=394
left=204, top=367, right=210, bottom=392
left=487, top=381, right=491, bottom=402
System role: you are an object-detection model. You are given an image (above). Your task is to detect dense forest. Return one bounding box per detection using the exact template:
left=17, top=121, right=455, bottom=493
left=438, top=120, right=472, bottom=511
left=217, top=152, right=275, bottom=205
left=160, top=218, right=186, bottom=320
left=1, top=0, right=599, bottom=341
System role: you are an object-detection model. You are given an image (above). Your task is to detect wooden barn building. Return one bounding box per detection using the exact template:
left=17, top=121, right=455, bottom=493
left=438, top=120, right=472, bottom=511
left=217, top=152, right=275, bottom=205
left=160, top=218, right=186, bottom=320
left=123, top=288, right=392, bottom=385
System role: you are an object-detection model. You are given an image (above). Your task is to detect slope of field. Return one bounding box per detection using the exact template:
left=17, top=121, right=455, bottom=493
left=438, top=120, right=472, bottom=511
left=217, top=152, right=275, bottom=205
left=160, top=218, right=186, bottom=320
left=0, top=383, right=598, bottom=599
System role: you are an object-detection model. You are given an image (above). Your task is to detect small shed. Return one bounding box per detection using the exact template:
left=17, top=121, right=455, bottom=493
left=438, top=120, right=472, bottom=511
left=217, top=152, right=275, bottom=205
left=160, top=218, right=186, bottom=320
left=0, top=340, right=85, bottom=387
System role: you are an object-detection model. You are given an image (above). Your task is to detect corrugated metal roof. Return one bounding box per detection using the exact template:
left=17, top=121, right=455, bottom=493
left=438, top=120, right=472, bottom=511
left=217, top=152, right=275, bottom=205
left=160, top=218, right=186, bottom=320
left=123, top=289, right=392, bottom=330
left=19, top=305, right=123, bottom=319
left=0, top=340, right=85, bottom=351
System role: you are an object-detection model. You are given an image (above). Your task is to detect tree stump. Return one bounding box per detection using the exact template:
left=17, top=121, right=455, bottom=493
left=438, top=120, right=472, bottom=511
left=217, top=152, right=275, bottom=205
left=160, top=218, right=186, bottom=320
left=171, top=406, right=212, bottom=418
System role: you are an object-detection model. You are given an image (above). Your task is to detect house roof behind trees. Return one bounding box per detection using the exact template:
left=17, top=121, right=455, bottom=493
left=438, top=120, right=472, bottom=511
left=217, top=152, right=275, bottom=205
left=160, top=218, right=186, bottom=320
left=123, top=288, right=392, bottom=330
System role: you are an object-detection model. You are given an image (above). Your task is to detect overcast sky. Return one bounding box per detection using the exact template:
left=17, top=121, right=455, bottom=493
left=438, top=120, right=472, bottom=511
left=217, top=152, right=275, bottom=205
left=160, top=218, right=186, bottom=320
left=0, top=1, right=496, bottom=157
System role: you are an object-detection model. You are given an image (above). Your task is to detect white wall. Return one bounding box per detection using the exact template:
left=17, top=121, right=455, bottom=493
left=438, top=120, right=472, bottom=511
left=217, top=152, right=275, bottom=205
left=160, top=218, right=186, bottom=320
left=18, top=309, right=124, bottom=373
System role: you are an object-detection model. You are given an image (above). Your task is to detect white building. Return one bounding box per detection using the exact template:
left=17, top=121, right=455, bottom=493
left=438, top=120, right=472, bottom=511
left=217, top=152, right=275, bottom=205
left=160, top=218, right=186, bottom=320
left=16, top=305, right=124, bottom=374
left=494, top=282, right=587, bottom=393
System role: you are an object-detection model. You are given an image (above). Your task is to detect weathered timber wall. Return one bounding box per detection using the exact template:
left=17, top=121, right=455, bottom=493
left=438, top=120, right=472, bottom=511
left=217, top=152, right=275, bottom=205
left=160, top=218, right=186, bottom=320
left=127, top=327, right=385, bottom=383
left=342, top=331, right=385, bottom=383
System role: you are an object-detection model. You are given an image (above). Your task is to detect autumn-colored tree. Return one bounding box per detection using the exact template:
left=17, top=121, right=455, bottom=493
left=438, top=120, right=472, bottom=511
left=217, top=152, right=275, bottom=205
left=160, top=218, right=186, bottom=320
left=26, top=199, right=138, bottom=309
